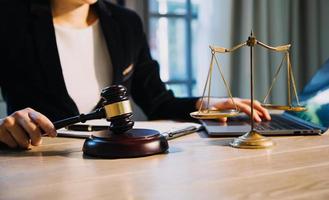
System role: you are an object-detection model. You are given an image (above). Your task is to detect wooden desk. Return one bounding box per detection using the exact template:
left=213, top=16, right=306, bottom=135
left=1, top=132, right=329, bottom=200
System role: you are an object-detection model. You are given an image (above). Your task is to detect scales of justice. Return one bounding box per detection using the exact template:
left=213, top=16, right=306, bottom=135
left=190, top=31, right=307, bottom=149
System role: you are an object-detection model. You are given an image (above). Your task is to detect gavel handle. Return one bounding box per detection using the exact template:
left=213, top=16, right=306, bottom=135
left=53, top=108, right=106, bottom=130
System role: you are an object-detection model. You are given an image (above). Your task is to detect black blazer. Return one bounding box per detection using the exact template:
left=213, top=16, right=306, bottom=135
left=0, top=0, right=198, bottom=121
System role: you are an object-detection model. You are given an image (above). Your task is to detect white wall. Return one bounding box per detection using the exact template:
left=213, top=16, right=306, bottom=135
left=194, top=0, right=234, bottom=97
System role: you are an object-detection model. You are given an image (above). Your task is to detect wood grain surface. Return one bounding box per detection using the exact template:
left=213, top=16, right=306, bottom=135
left=1, top=132, right=329, bottom=200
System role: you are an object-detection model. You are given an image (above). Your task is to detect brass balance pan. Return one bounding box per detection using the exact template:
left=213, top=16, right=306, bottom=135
left=190, top=109, right=240, bottom=119
left=261, top=104, right=307, bottom=112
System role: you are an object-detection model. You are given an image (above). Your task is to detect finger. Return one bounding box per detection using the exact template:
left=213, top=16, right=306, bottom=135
left=3, top=117, right=30, bottom=149
left=217, top=117, right=227, bottom=123
left=28, top=110, right=57, bottom=137
left=0, top=129, right=18, bottom=148
left=16, top=116, right=43, bottom=146
left=235, top=102, right=262, bottom=122
left=242, top=100, right=271, bottom=120
left=252, top=101, right=271, bottom=120
left=256, top=110, right=264, bottom=117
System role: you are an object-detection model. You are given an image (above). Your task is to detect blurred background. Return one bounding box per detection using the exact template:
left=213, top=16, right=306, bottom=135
left=1, top=0, right=329, bottom=118
left=130, top=0, right=329, bottom=104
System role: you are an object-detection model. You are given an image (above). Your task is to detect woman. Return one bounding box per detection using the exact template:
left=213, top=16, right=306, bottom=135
left=0, top=0, right=271, bottom=149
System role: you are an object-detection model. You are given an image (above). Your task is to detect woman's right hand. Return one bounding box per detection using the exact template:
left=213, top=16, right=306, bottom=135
left=0, top=108, right=57, bottom=149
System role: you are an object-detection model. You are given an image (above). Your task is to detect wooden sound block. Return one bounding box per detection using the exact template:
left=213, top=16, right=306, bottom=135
left=82, top=128, right=169, bottom=158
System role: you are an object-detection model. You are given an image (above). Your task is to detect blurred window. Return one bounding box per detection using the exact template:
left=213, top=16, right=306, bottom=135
left=148, top=0, right=199, bottom=97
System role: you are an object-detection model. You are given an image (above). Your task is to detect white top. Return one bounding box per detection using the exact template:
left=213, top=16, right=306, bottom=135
left=54, top=20, right=113, bottom=113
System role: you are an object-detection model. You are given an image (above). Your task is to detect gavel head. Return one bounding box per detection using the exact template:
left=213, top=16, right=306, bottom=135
left=101, top=85, right=134, bottom=134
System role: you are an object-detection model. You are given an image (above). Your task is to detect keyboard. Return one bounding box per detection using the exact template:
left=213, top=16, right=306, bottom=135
left=229, top=115, right=309, bottom=131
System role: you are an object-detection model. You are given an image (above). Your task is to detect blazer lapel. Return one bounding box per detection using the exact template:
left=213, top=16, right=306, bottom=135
left=95, top=1, right=124, bottom=84
left=30, top=1, right=67, bottom=95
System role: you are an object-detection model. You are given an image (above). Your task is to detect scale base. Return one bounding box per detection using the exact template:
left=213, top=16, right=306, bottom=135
left=83, top=128, right=169, bottom=158
left=230, top=130, right=275, bottom=149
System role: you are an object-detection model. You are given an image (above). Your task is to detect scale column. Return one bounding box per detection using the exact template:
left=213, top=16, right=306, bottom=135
left=230, top=31, right=275, bottom=149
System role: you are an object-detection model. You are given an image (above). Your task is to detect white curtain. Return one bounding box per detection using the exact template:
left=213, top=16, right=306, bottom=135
left=195, top=0, right=329, bottom=105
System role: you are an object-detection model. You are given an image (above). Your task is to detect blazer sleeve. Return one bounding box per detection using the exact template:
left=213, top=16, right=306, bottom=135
left=130, top=17, right=199, bottom=120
